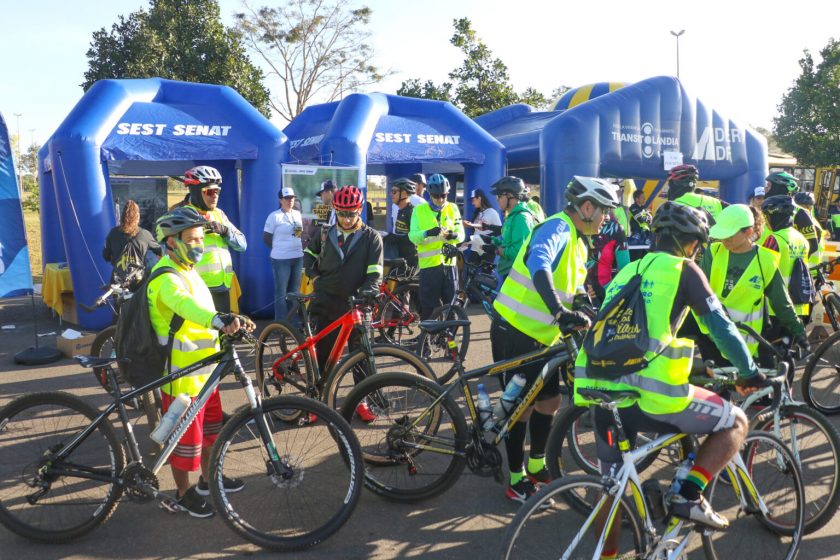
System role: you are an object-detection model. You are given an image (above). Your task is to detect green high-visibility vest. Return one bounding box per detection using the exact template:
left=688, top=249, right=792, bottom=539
left=769, top=227, right=810, bottom=316
left=574, top=252, right=695, bottom=415
left=493, top=212, right=587, bottom=347
left=408, top=202, right=464, bottom=269
left=699, top=243, right=779, bottom=356
left=187, top=205, right=235, bottom=289
left=673, top=192, right=723, bottom=220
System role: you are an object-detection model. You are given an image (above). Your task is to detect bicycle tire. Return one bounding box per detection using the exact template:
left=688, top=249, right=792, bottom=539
left=499, top=475, right=646, bottom=560
left=0, top=391, right=125, bottom=543
left=90, top=325, right=120, bottom=392
left=375, top=283, right=421, bottom=347
left=751, top=402, right=840, bottom=533
left=545, top=405, right=695, bottom=478
left=339, top=371, right=468, bottom=502
left=801, top=328, right=840, bottom=415
left=208, top=395, right=363, bottom=551
left=321, top=343, right=437, bottom=413
left=702, top=431, right=804, bottom=560
left=417, top=304, right=470, bottom=384
left=256, top=320, right=318, bottom=421
left=828, top=293, right=840, bottom=331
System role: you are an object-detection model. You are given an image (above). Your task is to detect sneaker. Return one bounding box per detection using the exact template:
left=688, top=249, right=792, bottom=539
left=667, top=493, right=729, bottom=529
left=355, top=401, right=377, bottom=423
left=175, top=487, right=215, bottom=518
left=196, top=475, right=245, bottom=496
left=526, top=466, right=552, bottom=486
left=506, top=478, right=553, bottom=509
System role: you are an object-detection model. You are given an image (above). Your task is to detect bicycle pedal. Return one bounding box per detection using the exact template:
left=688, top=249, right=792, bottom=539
left=158, top=494, right=185, bottom=514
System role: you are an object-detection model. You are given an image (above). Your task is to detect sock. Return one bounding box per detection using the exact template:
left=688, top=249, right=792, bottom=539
left=509, top=470, right=525, bottom=486
left=527, top=455, right=546, bottom=474
left=528, top=410, right=553, bottom=457
left=600, top=549, right=618, bottom=560
left=505, top=421, right=528, bottom=484
left=679, top=465, right=712, bottom=500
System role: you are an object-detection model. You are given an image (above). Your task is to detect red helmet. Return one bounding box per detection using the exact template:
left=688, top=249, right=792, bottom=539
left=333, top=185, right=364, bottom=210
left=183, top=165, right=222, bottom=187
left=668, top=164, right=699, bottom=184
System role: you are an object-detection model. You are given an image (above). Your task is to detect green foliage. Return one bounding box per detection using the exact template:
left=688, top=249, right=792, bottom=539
left=397, top=18, right=552, bottom=117
left=774, top=38, right=840, bottom=166
left=83, top=0, right=271, bottom=117
left=236, top=0, right=388, bottom=121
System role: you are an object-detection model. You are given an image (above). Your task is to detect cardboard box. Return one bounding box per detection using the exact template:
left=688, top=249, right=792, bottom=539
left=56, top=330, right=97, bottom=358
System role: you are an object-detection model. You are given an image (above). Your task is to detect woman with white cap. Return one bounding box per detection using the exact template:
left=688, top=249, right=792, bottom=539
left=263, top=187, right=304, bottom=322
left=696, top=203, right=807, bottom=366
left=463, top=188, right=501, bottom=236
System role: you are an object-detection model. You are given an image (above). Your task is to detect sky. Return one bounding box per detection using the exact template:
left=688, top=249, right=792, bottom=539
left=0, top=0, right=837, bottom=149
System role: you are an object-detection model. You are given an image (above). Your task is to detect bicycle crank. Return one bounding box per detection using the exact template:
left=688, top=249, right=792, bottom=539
left=122, top=463, right=159, bottom=503
left=465, top=439, right=504, bottom=483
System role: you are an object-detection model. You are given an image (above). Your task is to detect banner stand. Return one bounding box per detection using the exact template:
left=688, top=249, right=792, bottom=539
left=14, top=292, right=63, bottom=365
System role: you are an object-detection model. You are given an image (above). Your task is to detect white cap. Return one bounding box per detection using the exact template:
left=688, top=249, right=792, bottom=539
left=281, top=187, right=295, bottom=198
left=752, top=186, right=765, bottom=198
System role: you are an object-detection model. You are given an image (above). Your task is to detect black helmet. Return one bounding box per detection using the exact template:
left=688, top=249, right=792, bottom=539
left=762, top=194, right=796, bottom=218
left=489, top=176, right=526, bottom=198
left=409, top=173, right=426, bottom=185
left=651, top=201, right=709, bottom=243
left=766, top=172, right=798, bottom=193
left=155, top=206, right=207, bottom=243
left=794, top=191, right=815, bottom=207
left=667, top=164, right=700, bottom=200
left=565, top=176, right=619, bottom=208
left=391, top=177, right=416, bottom=194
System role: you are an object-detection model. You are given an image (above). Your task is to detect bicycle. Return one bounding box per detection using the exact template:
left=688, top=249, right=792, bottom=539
left=800, top=256, right=840, bottom=414
left=372, top=257, right=421, bottom=346
left=0, top=329, right=363, bottom=551
left=256, top=291, right=436, bottom=419
left=500, top=379, right=805, bottom=560
left=338, top=327, right=578, bottom=502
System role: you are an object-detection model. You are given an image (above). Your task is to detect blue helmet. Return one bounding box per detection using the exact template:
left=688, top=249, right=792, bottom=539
left=427, top=174, right=450, bottom=195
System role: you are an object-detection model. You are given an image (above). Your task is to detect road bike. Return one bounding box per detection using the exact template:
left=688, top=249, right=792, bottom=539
left=0, top=328, right=363, bottom=551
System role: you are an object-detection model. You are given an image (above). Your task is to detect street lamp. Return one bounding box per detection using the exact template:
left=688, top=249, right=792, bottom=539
left=13, top=113, right=22, bottom=192
left=670, top=30, right=685, bottom=80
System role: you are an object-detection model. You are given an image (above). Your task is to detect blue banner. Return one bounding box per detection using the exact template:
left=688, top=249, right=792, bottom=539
left=0, top=112, right=33, bottom=297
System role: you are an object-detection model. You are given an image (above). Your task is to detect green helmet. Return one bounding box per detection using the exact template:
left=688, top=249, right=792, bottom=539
left=766, top=172, right=798, bottom=193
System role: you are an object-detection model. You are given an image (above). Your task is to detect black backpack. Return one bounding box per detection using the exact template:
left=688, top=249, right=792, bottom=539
left=114, top=267, right=186, bottom=388
left=112, top=239, right=147, bottom=292
left=583, top=257, right=665, bottom=379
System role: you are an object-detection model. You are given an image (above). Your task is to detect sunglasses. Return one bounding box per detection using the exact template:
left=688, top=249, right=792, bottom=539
left=431, top=193, right=447, bottom=199
left=202, top=188, right=221, bottom=196
left=336, top=210, right=360, bottom=219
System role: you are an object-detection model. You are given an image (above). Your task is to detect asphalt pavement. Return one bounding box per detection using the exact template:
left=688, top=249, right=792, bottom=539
left=1, top=295, right=840, bottom=559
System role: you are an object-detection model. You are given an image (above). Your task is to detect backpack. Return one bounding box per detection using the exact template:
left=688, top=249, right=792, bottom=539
left=112, top=239, right=147, bottom=292
left=114, top=267, right=186, bottom=388
left=583, top=258, right=664, bottom=379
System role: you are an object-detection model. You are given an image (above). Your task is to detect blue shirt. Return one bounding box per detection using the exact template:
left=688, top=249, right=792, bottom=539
left=525, top=216, right=572, bottom=278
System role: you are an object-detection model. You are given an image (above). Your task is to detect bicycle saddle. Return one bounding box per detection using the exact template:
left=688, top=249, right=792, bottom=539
left=577, top=388, right=640, bottom=404
left=419, top=319, right=470, bottom=334
left=75, top=355, right=119, bottom=369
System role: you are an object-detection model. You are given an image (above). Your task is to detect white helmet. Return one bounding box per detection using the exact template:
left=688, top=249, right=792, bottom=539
left=183, top=166, right=222, bottom=187
left=564, top=176, right=619, bottom=208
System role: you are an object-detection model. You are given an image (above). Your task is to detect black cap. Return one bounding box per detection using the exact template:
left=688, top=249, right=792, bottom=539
left=409, top=173, right=426, bottom=185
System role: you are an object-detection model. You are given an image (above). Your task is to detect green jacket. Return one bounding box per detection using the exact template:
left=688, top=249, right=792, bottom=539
left=495, top=202, right=538, bottom=276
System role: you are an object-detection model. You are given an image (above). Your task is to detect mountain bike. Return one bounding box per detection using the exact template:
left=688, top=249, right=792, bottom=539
left=800, top=256, right=840, bottom=414
left=338, top=326, right=578, bottom=502
left=500, top=379, right=805, bottom=560
left=372, top=257, right=421, bottom=346
left=0, top=329, right=363, bottom=551
left=256, top=291, right=436, bottom=419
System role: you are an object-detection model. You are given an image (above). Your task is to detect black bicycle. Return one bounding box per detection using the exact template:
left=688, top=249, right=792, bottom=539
left=0, top=329, right=363, bottom=551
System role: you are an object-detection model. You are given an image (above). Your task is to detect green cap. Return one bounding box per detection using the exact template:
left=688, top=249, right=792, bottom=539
left=708, top=204, right=754, bottom=239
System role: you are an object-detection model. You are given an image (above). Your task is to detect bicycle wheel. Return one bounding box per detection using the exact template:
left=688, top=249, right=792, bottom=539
left=499, top=475, right=646, bottom=560
left=545, top=405, right=695, bottom=478
left=339, top=371, right=468, bottom=502
left=256, top=320, right=317, bottom=421
left=801, top=329, right=840, bottom=415
left=375, top=284, right=421, bottom=347
left=208, top=396, right=363, bottom=551
left=703, top=431, right=804, bottom=560
left=417, top=304, right=470, bottom=384
left=0, top=392, right=125, bottom=543
left=322, top=343, right=437, bottom=413
left=751, top=403, right=840, bottom=533
left=90, top=326, right=120, bottom=392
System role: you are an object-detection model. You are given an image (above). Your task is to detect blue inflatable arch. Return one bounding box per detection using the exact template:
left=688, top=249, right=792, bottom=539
left=284, top=93, right=506, bottom=218
left=476, top=76, right=768, bottom=214
left=38, top=78, right=287, bottom=330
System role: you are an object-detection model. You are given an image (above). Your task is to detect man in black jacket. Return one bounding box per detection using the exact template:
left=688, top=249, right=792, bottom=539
left=304, top=185, right=383, bottom=379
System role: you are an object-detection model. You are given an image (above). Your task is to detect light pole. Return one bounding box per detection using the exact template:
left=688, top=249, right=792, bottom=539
left=670, top=30, right=685, bottom=80
left=13, top=113, right=22, bottom=191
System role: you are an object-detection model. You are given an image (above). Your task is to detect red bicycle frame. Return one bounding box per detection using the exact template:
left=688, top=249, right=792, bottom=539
left=371, top=283, right=415, bottom=330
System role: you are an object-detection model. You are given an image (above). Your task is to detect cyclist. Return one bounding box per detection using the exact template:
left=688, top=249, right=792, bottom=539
left=574, top=201, right=766, bottom=531
left=150, top=207, right=255, bottom=518
left=697, top=204, right=807, bottom=366
left=408, top=174, right=464, bottom=319
left=586, top=210, right=630, bottom=304
left=491, top=176, right=616, bottom=504
left=522, top=184, right=547, bottom=223
left=828, top=196, right=840, bottom=241
left=385, top=177, right=419, bottom=269
left=317, top=179, right=337, bottom=226
left=765, top=171, right=822, bottom=273
left=667, top=164, right=727, bottom=222
left=628, top=189, right=653, bottom=244
left=761, top=195, right=812, bottom=321
left=794, top=191, right=827, bottom=260
left=748, top=186, right=766, bottom=211
left=485, top=176, right=540, bottom=281
left=182, top=166, right=247, bottom=313
left=102, top=199, right=161, bottom=291
left=408, top=173, right=428, bottom=206
left=303, top=185, right=383, bottom=417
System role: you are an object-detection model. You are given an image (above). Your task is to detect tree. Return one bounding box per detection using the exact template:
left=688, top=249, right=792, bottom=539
left=20, top=143, right=40, bottom=212
left=774, top=38, right=840, bottom=166
left=83, top=0, right=271, bottom=116
left=397, top=18, right=549, bottom=117
left=235, top=0, right=388, bottom=122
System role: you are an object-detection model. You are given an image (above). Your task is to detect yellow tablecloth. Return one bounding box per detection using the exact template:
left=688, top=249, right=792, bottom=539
left=42, top=263, right=73, bottom=316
